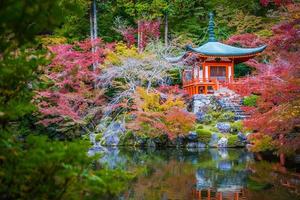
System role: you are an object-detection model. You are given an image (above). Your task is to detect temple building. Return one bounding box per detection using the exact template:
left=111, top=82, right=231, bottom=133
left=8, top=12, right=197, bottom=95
left=166, top=13, right=266, bottom=96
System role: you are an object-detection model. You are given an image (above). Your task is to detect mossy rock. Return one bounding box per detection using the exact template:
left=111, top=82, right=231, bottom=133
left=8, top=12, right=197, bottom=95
left=230, top=121, right=243, bottom=133
left=218, top=111, right=235, bottom=122
left=209, top=111, right=222, bottom=119
left=195, top=124, right=204, bottom=129
left=203, top=114, right=213, bottom=124
left=227, top=134, right=245, bottom=147
left=196, top=129, right=212, bottom=144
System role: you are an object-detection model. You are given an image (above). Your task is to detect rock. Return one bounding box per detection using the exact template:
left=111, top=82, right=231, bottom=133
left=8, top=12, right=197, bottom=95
left=209, top=133, right=219, bottom=147
left=195, top=111, right=206, bottom=122
left=237, top=132, right=247, bottom=141
left=186, top=142, right=206, bottom=149
left=187, top=131, right=198, bottom=141
left=216, top=122, right=231, bottom=133
left=192, top=94, right=211, bottom=113
left=102, top=121, right=125, bottom=146
left=218, top=137, right=228, bottom=148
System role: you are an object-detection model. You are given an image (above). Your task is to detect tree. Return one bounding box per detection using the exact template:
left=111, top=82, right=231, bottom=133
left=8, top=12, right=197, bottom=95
left=226, top=4, right=300, bottom=154
left=0, top=0, right=88, bottom=127
left=35, top=39, right=111, bottom=138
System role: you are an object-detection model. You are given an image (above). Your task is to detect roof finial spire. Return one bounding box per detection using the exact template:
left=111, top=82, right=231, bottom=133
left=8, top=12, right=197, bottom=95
left=208, top=12, right=217, bottom=42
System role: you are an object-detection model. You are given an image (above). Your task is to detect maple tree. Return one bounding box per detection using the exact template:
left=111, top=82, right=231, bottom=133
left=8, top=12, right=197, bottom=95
left=127, top=87, right=195, bottom=140
left=35, top=39, right=111, bottom=136
left=226, top=5, right=300, bottom=153
left=114, top=19, right=160, bottom=50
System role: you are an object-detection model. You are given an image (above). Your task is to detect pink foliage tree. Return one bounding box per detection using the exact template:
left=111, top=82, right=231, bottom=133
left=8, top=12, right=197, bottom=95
left=226, top=15, right=300, bottom=153
left=36, top=39, right=111, bottom=130
left=115, top=19, right=160, bottom=50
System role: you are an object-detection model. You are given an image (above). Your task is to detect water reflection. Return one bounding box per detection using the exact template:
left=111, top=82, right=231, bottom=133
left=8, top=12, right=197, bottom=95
left=97, top=148, right=300, bottom=200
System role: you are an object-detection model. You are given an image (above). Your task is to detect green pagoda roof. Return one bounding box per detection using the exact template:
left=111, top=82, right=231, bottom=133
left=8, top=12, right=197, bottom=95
left=186, top=42, right=266, bottom=57
left=187, top=12, right=266, bottom=57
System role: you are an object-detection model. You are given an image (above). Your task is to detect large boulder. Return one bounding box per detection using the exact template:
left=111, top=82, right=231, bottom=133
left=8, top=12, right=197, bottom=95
left=218, top=137, right=228, bottom=148
left=216, top=122, right=231, bottom=133
left=192, top=94, right=211, bottom=113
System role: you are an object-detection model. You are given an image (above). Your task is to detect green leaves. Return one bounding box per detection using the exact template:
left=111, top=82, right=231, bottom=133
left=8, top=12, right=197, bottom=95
left=0, top=131, right=133, bottom=200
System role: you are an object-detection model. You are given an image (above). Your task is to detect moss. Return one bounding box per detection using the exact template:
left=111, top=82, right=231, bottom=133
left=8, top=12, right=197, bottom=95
left=227, top=135, right=239, bottom=147
left=210, top=111, right=222, bottom=119
left=203, top=114, right=213, bottom=124
left=95, top=133, right=103, bottom=142
left=196, top=129, right=212, bottom=144
left=230, top=121, right=243, bottom=133
left=218, top=111, right=235, bottom=122
left=195, top=124, right=204, bottom=129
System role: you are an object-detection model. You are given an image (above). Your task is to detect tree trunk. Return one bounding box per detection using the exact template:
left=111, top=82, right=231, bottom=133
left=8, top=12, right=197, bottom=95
left=164, top=13, right=168, bottom=48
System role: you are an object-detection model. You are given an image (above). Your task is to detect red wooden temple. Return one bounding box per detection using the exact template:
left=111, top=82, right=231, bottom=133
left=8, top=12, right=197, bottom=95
left=166, top=13, right=266, bottom=96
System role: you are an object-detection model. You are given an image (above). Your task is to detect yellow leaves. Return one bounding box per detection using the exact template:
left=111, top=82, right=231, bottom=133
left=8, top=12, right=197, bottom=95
left=104, top=43, right=150, bottom=67
left=136, top=87, right=185, bottom=112
left=39, top=36, right=67, bottom=48
left=256, top=29, right=273, bottom=38
left=250, top=135, right=275, bottom=152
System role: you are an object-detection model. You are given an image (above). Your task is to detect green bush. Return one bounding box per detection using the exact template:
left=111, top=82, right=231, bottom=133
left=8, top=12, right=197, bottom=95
left=210, top=111, right=222, bottom=119
left=218, top=112, right=235, bottom=122
left=95, top=133, right=103, bottom=142
left=227, top=135, right=239, bottom=147
left=196, top=129, right=212, bottom=144
left=230, top=121, right=243, bottom=133
left=243, top=95, right=259, bottom=106
left=203, top=114, right=213, bottom=124
left=0, top=132, right=133, bottom=199
left=195, top=124, right=204, bottom=129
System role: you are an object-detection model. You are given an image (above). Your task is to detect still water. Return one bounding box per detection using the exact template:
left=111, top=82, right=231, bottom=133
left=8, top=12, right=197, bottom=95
left=99, top=148, right=300, bottom=200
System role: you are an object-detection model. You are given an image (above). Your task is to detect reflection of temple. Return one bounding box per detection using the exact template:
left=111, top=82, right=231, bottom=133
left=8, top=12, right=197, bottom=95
left=192, top=188, right=246, bottom=200
left=191, top=149, right=250, bottom=200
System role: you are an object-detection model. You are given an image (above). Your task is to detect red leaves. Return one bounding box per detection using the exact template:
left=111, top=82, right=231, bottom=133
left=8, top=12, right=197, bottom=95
left=119, top=20, right=161, bottom=49
left=226, top=33, right=265, bottom=48
left=227, top=18, right=300, bottom=152
left=36, top=39, right=108, bottom=127
left=260, top=0, right=292, bottom=7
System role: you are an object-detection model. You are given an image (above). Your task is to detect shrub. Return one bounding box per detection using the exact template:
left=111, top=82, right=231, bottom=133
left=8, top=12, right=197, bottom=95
left=95, top=133, right=103, bottom=142
left=210, top=111, right=222, bottom=119
left=0, top=132, right=133, bottom=199
left=218, top=112, right=235, bottom=122
left=195, top=124, right=204, bottom=129
left=230, top=121, right=243, bottom=133
left=249, top=135, right=275, bottom=152
left=243, top=95, right=259, bottom=106
left=196, top=129, right=212, bottom=144
left=228, top=135, right=239, bottom=147
left=203, top=114, right=213, bottom=124
left=128, top=88, right=195, bottom=140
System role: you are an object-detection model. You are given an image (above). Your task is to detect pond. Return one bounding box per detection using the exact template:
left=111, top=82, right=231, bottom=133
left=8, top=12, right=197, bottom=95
left=97, top=148, right=300, bottom=200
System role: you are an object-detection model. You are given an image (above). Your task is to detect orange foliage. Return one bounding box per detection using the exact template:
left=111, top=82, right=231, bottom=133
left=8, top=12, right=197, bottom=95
left=127, top=87, right=195, bottom=139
